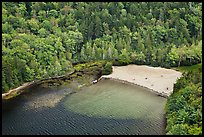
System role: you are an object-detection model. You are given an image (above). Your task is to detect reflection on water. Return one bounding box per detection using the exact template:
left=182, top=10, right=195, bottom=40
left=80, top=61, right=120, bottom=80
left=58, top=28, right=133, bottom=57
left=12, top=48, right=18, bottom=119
left=2, top=79, right=167, bottom=135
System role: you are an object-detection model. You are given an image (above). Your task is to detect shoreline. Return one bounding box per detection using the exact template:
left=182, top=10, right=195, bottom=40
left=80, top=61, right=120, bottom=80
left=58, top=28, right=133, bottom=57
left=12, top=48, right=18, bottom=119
left=98, top=77, right=169, bottom=98
left=2, top=61, right=110, bottom=100
left=1, top=73, right=74, bottom=100
left=99, top=65, right=182, bottom=98
left=2, top=63, right=182, bottom=100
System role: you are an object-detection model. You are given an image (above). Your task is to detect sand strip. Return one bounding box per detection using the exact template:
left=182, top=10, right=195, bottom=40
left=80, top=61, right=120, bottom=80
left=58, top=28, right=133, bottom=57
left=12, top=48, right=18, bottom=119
left=99, top=65, right=182, bottom=98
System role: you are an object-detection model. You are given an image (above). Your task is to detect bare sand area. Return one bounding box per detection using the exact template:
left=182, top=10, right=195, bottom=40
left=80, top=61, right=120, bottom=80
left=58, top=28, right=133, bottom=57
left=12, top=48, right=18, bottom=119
left=100, top=65, right=182, bottom=98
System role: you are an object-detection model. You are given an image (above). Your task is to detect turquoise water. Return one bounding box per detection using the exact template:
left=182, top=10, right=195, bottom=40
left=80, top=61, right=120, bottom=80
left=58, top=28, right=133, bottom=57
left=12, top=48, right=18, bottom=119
left=2, top=79, right=166, bottom=135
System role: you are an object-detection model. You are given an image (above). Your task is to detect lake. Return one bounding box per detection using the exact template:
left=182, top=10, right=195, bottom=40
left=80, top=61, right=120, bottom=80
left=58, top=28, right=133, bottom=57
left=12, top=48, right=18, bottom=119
left=2, top=79, right=167, bottom=135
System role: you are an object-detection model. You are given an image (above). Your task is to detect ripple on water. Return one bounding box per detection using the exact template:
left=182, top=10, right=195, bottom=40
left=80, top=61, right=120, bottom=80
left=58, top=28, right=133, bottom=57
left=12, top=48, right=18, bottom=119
left=2, top=79, right=166, bottom=135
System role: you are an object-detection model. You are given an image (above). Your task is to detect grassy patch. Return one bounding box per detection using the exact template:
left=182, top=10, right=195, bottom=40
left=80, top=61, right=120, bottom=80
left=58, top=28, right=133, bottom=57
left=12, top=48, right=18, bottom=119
left=172, top=63, right=202, bottom=73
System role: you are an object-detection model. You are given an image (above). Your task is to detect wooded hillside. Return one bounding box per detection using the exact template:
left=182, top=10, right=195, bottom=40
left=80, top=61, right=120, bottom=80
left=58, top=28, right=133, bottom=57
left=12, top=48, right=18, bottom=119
left=2, top=2, right=202, bottom=93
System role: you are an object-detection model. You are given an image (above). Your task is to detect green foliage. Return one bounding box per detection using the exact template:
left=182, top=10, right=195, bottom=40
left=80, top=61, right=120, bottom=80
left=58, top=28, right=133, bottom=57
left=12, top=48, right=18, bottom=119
left=2, top=4, right=202, bottom=135
left=118, top=48, right=131, bottom=65
left=166, top=124, right=189, bottom=135
left=173, top=63, right=202, bottom=73
left=2, top=2, right=202, bottom=97
left=165, top=67, right=202, bottom=135
left=74, top=61, right=106, bottom=73
left=102, top=62, right=113, bottom=75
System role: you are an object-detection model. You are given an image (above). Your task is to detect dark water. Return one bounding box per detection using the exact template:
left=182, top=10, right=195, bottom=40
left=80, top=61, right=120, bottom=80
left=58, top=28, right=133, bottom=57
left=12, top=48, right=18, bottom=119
left=2, top=79, right=167, bottom=135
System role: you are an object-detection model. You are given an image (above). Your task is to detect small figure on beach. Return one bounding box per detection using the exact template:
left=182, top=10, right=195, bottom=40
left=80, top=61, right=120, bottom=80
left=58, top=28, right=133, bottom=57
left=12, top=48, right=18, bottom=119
left=166, top=87, right=168, bottom=90
left=145, top=77, right=148, bottom=80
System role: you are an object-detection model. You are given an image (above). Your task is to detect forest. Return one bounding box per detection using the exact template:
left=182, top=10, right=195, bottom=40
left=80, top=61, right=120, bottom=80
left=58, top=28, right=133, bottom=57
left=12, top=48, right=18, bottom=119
left=165, top=65, right=202, bottom=135
left=2, top=2, right=202, bottom=93
left=2, top=2, right=202, bottom=135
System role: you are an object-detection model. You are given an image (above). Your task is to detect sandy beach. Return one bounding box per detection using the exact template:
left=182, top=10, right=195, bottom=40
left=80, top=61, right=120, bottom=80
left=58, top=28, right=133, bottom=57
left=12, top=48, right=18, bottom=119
left=100, top=65, right=182, bottom=98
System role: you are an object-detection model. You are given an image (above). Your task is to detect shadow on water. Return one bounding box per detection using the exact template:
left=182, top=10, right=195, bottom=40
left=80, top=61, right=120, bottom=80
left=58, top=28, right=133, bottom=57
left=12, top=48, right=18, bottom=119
left=2, top=80, right=166, bottom=135
left=2, top=102, right=165, bottom=135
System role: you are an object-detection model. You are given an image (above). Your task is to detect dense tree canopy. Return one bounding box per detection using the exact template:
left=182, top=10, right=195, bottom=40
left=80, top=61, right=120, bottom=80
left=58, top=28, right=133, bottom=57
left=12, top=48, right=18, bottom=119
left=165, top=65, right=202, bottom=135
left=2, top=2, right=202, bottom=92
left=1, top=2, right=202, bottom=135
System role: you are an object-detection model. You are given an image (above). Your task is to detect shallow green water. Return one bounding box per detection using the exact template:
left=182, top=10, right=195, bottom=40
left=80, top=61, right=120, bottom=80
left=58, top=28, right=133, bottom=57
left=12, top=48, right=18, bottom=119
left=64, top=79, right=166, bottom=119
left=2, top=79, right=167, bottom=135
